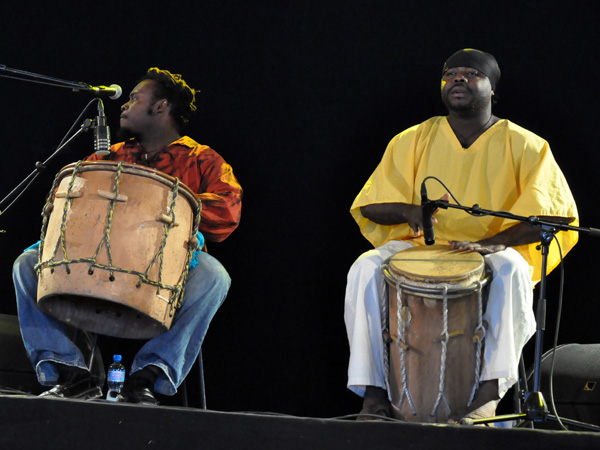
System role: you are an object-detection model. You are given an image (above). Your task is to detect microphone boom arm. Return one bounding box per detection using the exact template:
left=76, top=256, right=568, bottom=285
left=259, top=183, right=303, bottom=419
left=429, top=200, right=595, bottom=237
left=0, top=64, right=121, bottom=98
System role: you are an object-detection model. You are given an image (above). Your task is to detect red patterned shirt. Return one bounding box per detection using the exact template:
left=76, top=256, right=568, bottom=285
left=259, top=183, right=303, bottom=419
left=86, top=136, right=242, bottom=242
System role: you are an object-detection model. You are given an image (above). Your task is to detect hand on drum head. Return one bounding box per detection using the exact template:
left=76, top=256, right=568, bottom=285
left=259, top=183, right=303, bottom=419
left=449, top=240, right=506, bottom=255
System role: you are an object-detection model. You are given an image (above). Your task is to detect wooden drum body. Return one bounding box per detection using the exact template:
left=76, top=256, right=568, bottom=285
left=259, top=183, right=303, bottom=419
left=382, top=244, right=489, bottom=423
left=36, top=161, right=200, bottom=340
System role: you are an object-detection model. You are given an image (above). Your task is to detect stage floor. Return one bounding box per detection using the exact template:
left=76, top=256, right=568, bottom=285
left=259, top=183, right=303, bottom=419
left=0, top=394, right=599, bottom=449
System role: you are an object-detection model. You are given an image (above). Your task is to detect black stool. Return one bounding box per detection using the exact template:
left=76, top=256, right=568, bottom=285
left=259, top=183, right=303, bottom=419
left=88, top=333, right=207, bottom=409
left=179, top=350, right=207, bottom=409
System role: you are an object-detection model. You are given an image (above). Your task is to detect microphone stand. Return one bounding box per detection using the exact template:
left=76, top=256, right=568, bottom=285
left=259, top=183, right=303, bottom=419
left=0, top=119, right=94, bottom=216
left=0, top=63, right=115, bottom=221
left=0, top=64, right=104, bottom=94
left=429, top=200, right=600, bottom=431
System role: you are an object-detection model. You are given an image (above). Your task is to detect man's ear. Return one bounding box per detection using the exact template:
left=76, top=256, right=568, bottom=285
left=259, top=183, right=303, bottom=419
left=154, top=99, right=169, bottom=115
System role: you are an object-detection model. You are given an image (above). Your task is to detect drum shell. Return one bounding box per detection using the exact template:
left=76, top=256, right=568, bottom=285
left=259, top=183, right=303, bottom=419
left=384, top=245, right=487, bottom=423
left=37, top=162, right=198, bottom=340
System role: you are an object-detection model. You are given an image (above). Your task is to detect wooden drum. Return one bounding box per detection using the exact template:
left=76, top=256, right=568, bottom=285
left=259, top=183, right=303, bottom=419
left=382, top=244, right=490, bottom=423
left=36, top=161, right=200, bottom=340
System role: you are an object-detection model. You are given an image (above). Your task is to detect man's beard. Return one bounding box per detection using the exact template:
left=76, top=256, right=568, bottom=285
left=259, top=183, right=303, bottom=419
left=116, top=126, right=140, bottom=142
left=442, top=90, right=488, bottom=115
left=446, top=101, right=477, bottom=113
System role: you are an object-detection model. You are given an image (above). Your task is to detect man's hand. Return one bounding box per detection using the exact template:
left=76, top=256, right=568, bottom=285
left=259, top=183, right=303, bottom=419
left=449, top=240, right=506, bottom=255
left=449, top=216, right=573, bottom=255
left=404, top=204, right=425, bottom=236
left=416, top=193, right=451, bottom=236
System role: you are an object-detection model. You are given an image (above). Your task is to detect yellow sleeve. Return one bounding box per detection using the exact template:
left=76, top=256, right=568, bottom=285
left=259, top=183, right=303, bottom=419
left=350, top=122, right=426, bottom=248
left=504, top=133, right=579, bottom=282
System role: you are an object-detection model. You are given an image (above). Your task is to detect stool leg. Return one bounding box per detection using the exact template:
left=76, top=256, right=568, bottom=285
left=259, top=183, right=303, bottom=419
left=180, top=349, right=206, bottom=408
left=180, top=379, right=189, bottom=407
left=198, top=349, right=206, bottom=410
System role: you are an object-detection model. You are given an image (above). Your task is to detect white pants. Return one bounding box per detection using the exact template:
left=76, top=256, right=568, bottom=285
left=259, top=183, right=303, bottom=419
left=344, top=241, right=536, bottom=399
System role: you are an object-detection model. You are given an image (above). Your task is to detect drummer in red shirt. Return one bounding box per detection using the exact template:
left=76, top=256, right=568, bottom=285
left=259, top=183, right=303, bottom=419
left=13, top=67, right=242, bottom=404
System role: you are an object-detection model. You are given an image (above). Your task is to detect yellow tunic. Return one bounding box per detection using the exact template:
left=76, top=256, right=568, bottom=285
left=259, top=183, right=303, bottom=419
left=350, top=117, right=579, bottom=283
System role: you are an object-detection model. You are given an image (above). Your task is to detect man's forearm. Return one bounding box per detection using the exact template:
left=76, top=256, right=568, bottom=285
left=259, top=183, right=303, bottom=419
left=360, top=202, right=418, bottom=225
left=477, top=216, right=573, bottom=248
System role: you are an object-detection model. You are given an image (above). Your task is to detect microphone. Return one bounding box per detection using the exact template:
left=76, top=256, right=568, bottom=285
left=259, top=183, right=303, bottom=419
left=421, top=181, right=435, bottom=245
left=80, top=84, right=123, bottom=100
left=93, top=100, right=111, bottom=156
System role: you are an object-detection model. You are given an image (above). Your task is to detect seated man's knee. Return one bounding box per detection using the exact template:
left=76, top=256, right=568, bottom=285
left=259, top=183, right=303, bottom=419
left=13, top=250, right=38, bottom=282
left=188, top=254, right=231, bottom=291
left=348, top=252, right=381, bottom=280
left=486, top=248, right=530, bottom=279
left=14, top=250, right=37, bottom=269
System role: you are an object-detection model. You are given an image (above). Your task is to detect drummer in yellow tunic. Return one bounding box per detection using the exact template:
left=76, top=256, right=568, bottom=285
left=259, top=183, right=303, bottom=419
left=344, top=48, right=578, bottom=422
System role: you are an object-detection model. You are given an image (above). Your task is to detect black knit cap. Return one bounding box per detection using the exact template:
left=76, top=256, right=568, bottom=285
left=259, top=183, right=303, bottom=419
left=442, top=48, right=501, bottom=90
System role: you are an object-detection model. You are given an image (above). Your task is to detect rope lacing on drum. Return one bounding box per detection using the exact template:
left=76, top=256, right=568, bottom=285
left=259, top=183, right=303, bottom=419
left=172, top=192, right=201, bottom=314
left=90, top=160, right=122, bottom=280
left=142, top=177, right=180, bottom=307
left=37, top=160, right=77, bottom=273
left=36, top=160, right=201, bottom=314
left=44, top=160, right=87, bottom=276
left=381, top=275, right=391, bottom=398
left=395, top=280, right=416, bottom=416
left=431, top=285, right=451, bottom=417
left=468, top=280, right=485, bottom=406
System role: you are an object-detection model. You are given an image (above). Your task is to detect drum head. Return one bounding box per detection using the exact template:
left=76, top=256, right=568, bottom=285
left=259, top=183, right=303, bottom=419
left=387, top=244, right=484, bottom=286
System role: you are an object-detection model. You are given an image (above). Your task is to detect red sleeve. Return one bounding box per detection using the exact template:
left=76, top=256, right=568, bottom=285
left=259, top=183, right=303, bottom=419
left=195, top=154, right=243, bottom=242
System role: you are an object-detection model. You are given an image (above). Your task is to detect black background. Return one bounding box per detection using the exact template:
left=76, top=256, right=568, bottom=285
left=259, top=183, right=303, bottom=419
left=0, top=1, right=598, bottom=418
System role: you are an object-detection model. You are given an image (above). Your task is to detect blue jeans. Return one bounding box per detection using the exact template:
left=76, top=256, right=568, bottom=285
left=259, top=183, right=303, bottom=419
left=13, top=249, right=230, bottom=395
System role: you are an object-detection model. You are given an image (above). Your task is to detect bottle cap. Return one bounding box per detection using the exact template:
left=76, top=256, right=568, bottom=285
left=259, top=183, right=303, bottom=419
left=113, top=354, right=122, bottom=362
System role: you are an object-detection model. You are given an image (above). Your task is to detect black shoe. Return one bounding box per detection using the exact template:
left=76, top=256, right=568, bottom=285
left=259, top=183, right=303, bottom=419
left=123, top=385, right=159, bottom=405
left=122, top=367, right=160, bottom=405
left=39, top=371, right=102, bottom=400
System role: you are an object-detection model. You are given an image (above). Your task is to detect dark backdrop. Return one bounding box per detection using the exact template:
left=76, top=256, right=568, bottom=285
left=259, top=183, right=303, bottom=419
left=0, top=1, right=598, bottom=418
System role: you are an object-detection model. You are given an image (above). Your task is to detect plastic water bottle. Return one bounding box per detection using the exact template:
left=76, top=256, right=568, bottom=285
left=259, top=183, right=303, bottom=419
left=106, top=354, right=126, bottom=402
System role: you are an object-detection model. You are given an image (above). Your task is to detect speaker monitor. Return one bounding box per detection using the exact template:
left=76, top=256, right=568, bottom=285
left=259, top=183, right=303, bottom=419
left=531, top=343, right=600, bottom=427
left=0, top=314, right=43, bottom=395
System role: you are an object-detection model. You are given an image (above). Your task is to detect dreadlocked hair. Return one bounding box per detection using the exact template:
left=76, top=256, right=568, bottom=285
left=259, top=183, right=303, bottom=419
left=141, top=67, right=198, bottom=133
